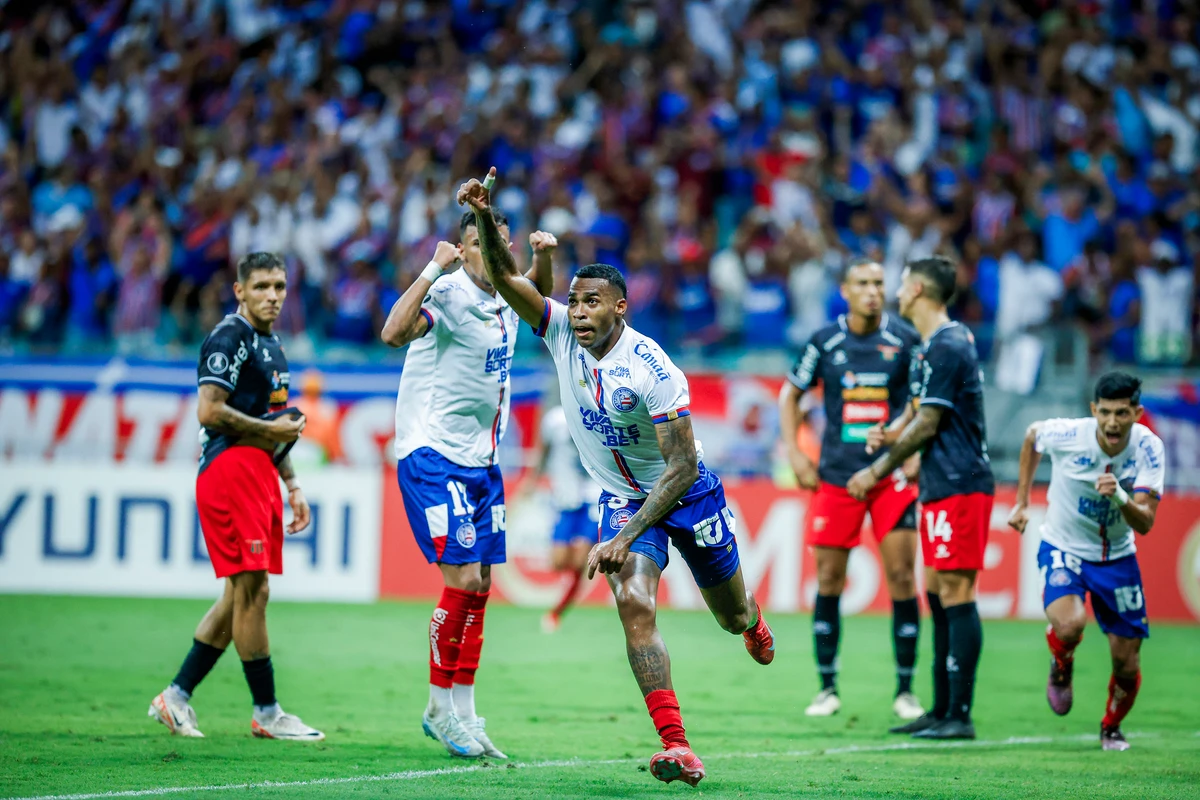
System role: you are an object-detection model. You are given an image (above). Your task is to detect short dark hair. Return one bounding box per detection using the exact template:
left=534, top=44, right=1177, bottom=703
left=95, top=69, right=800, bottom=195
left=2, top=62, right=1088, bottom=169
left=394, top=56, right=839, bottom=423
left=573, top=263, right=627, bottom=298
left=459, top=209, right=510, bottom=238
left=236, top=252, right=285, bottom=284
left=906, top=256, right=958, bottom=305
left=1094, top=371, right=1142, bottom=405
left=840, top=257, right=882, bottom=284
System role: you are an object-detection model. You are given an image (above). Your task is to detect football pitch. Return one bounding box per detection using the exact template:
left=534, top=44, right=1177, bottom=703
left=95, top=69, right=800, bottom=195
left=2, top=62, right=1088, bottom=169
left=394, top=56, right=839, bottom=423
left=1, top=596, right=1198, bottom=800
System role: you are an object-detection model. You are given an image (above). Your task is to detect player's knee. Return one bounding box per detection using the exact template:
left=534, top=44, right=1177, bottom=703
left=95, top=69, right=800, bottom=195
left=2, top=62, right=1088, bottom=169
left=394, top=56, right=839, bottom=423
left=1053, top=616, right=1086, bottom=644
left=613, top=585, right=656, bottom=629
left=1112, top=647, right=1140, bottom=677
left=816, top=573, right=845, bottom=596
left=232, top=571, right=269, bottom=608
left=885, top=565, right=916, bottom=598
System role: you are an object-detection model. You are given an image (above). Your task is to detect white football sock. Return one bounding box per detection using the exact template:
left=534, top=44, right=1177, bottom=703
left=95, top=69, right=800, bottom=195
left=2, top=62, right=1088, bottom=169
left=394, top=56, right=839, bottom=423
left=452, top=683, right=477, bottom=722
left=428, top=685, right=454, bottom=716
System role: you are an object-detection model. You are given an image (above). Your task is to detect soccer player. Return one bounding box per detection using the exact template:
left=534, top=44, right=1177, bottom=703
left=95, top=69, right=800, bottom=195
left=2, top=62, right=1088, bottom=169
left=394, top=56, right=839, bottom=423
left=523, top=403, right=602, bottom=633
left=847, top=256, right=994, bottom=740
left=1008, top=372, right=1163, bottom=751
left=380, top=211, right=556, bottom=759
left=780, top=259, right=924, bottom=720
left=149, top=252, right=323, bottom=741
left=459, top=168, right=775, bottom=788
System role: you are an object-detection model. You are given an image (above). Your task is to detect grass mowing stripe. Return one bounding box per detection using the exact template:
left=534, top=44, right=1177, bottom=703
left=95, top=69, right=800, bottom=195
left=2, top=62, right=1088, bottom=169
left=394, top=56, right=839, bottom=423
left=4, top=733, right=1161, bottom=800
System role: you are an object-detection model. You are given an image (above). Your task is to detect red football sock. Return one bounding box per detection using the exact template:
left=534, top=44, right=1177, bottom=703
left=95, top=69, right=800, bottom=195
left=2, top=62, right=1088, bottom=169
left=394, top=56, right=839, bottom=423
left=645, top=689, right=689, bottom=749
left=453, top=591, right=489, bottom=686
left=551, top=569, right=584, bottom=618
left=429, top=587, right=473, bottom=689
left=1102, top=672, right=1141, bottom=730
left=1046, top=624, right=1080, bottom=669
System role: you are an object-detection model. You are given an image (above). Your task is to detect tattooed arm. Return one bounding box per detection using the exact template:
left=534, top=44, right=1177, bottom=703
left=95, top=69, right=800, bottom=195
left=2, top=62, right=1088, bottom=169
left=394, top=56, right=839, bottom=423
left=846, top=405, right=942, bottom=500
left=197, top=385, right=303, bottom=443
left=588, top=415, right=700, bottom=578
left=457, top=168, right=548, bottom=329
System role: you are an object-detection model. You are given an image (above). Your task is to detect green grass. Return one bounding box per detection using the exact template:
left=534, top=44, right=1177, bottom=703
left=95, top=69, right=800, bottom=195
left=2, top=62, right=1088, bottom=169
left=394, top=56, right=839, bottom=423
left=1, top=596, right=1198, bottom=800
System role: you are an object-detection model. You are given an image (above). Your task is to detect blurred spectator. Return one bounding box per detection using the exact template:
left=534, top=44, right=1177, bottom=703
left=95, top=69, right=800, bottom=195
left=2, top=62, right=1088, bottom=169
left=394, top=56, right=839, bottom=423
left=290, top=369, right=344, bottom=467
left=1138, top=239, right=1194, bottom=364
left=0, top=0, right=1195, bottom=374
left=993, top=231, right=1062, bottom=394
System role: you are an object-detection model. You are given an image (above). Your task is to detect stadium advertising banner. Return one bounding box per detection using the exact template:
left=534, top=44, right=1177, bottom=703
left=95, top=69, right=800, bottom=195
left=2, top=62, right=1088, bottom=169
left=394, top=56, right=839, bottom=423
left=0, top=463, right=381, bottom=602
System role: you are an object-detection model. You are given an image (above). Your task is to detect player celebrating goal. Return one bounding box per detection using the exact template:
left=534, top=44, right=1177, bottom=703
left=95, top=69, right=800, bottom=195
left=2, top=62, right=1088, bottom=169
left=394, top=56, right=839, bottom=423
left=848, top=256, right=994, bottom=740
left=149, top=252, right=323, bottom=741
left=1008, top=372, right=1163, bottom=751
left=460, top=167, right=775, bottom=788
left=381, top=210, right=555, bottom=759
left=780, top=259, right=924, bottom=720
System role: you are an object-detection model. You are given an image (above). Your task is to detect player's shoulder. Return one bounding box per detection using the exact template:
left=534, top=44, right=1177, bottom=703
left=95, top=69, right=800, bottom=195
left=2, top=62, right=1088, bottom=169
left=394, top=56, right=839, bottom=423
left=1038, top=416, right=1093, bottom=443
left=882, top=315, right=920, bottom=347
left=810, top=319, right=848, bottom=351
left=202, top=314, right=250, bottom=349
left=625, top=327, right=682, bottom=386
left=927, top=322, right=977, bottom=359
left=427, top=271, right=472, bottom=307
left=1131, top=423, right=1165, bottom=461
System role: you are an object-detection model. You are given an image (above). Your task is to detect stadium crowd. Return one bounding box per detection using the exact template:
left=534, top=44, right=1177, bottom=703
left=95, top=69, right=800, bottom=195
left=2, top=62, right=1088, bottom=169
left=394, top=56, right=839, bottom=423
left=0, top=0, right=1198, bottom=367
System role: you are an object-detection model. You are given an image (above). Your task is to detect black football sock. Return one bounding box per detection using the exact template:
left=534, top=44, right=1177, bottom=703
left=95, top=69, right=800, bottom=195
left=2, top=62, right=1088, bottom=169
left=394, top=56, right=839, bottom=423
left=241, top=656, right=277, bottom=710
left=927, top=591, right=950, bottom=718
left=892, top=598, right=920, bottom=696
left=813, top=594, right=841, bottom=692
left=171, top=638, right=226, bottom=698
left=945, top=601, right=983, bottom=722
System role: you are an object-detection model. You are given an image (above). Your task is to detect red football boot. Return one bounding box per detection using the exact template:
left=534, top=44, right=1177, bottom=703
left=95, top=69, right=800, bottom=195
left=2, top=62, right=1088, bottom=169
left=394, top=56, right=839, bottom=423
left=649, top=746, right=706, bottom=787
left=743, top=603, right=775, bottom=665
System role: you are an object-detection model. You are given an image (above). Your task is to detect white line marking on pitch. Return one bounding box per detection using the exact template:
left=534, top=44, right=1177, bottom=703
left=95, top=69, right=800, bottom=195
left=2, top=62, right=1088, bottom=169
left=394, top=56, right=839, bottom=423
left=2, top=732, right=1167, bottom=800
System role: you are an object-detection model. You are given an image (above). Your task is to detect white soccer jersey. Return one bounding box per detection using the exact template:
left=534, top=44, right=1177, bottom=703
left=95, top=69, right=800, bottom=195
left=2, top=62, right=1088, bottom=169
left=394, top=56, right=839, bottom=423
left=540, top=405, right=602, bottom=510
left=534, top=299, right=694, bottom=499
left=1036, top=417, right=1166, bottom=562
left=394, top=268, right=519, bottom=468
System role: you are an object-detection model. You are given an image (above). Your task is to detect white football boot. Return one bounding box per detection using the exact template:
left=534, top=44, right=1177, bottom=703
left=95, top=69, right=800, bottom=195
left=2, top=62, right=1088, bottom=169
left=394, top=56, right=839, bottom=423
left=148, top=689, right=204, bottom=737
left=251, top=707, right=325, bottom=741
left=422, top=709, right=485, bottom=758
left=892, top=692, right=925, bottom=720
left=462, top=716, right=507, bottom=759
left=804, top=688, right=842, bottom=717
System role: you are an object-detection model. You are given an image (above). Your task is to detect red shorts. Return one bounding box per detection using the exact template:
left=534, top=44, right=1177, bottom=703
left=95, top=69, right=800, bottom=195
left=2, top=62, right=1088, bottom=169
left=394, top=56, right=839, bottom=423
left=805, top=476, right=919, bottom=549
left=919, top=493, right=994, bottom=571
left=196, top=446, right=283, bottom=579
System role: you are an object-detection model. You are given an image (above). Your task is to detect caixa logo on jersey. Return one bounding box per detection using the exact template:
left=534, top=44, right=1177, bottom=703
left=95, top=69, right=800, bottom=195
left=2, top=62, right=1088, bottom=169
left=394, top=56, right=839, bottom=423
left=611, top=387, right=640, bottom=412
left=610, top=508, right=634, bottom=529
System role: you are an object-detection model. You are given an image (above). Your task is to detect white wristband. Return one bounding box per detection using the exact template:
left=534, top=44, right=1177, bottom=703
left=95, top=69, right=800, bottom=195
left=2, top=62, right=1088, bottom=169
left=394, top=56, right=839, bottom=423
left=1112, top=484, right=1130, bottom=507
left=420, top=261, right=444, bottom=283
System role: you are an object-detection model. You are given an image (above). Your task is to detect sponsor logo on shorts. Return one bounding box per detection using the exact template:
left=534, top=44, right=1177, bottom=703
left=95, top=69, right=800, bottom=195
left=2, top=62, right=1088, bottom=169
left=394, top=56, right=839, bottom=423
left=813, top=517, right=827, bottom=532
left=611, top=386, right=640, bottom=412
left=455, top=522, right=477, bottom=547
left=249, top=540, right=264, bottom=554
left=1048, top=568, right=1072, bottom=587
left=207, top=352, right=229, bottom=374
left=611, top=508, right=634, bottom=529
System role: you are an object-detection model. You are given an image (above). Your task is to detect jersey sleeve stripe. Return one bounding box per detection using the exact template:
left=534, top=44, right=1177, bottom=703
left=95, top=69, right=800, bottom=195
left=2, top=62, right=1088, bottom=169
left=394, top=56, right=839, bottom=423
left=198, top=376, right=235, bottom=390
left=1132, top=487, right=1162, bottom=499
left=651, top=407, right=691, bottom=424
left=533, top=299, right=552, bottom=337
left=920, top=397, right=954, bottom=408
left=419, top=308, right=435, bottom=335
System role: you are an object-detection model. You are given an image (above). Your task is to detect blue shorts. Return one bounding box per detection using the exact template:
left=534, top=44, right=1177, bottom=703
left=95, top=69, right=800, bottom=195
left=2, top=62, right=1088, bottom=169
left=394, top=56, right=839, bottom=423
left=396, top=447, right=506, bottom=566
left=1038, top=540, right=1149, bottom=639
left=553, top=504, right=598, bottom=546
left=598, top=465, right=740, bottom=590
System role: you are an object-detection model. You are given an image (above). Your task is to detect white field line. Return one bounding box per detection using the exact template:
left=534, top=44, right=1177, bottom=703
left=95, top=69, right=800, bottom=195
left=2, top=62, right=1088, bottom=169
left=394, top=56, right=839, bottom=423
left=3, top=732, right=1169, bottom=800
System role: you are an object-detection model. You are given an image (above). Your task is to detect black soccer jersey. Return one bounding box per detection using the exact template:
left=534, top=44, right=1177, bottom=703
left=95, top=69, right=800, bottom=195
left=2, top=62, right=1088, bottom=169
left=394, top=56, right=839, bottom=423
left=909, top=322, right=994, bottom=503
left=788, top=314, right=921, bottom=487
left=196, top=314, right=289, bottom=473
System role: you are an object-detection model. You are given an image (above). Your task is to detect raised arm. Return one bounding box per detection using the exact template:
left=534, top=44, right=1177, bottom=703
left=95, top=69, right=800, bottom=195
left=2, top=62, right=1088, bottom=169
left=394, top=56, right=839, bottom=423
left=524, top=230, right=558, bottom=298
left=1101, top=483, right=1159, bottom=535
left=1008, top=422, right=1043, bottom=533
left=588, top=415, right=700, bottom=579
left=457, top=167, right=548, bottom=329
left=380, top=240, right=459, bottom=347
